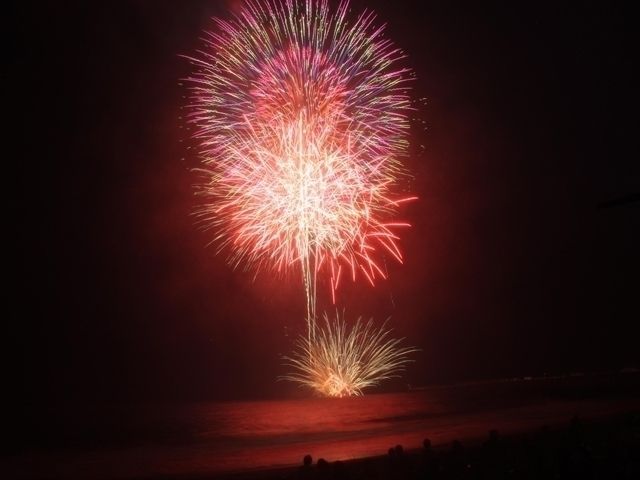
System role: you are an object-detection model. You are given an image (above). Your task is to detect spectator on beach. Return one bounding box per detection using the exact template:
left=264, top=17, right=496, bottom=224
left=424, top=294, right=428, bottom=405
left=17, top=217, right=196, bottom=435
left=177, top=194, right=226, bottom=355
left=481, top=429, right=502, bottom=477
left=423, top=438, right=432, bottom=452
left=422, top=437, right=439, bottom=477
left=298, top=454, right=314, bottom=479
left=393, top=444, right=410, bottom=475
left=316, top=458, right=330, bottom=478
left=446, top=439, right=466, bottom=478
left=293, top=415, right=639, bottom=480
left=386, top=446, right=396, bottom=466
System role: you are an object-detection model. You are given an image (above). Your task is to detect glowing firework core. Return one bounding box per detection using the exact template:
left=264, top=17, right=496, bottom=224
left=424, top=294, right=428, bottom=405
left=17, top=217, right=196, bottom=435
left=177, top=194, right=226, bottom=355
left=283, top=314, right=416, bottom=397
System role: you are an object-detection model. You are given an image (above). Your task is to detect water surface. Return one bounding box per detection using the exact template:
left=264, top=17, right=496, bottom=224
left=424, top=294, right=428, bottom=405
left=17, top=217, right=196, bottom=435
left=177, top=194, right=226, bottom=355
left=9, top=375, right=640, bottom=479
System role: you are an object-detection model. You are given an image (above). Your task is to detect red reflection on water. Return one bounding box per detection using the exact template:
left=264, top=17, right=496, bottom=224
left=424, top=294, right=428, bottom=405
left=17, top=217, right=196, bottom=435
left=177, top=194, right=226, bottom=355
left=203, top=392, right=445, bottom=439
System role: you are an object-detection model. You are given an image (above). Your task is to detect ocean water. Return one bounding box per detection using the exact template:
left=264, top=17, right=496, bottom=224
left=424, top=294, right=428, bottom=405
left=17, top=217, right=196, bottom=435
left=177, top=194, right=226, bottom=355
left=9, top=375, right=640, bottom=479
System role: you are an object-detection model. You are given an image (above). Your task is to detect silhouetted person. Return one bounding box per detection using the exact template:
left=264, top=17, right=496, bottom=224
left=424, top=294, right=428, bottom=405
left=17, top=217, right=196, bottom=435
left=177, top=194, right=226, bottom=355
left=393, top=444, right=411, bottom=475
left=452, top=439, right=463, bottom=455
left=316, top=458, right=330, bottom=479
left=387, top=446, right=397, bottom=471
left=298, top=454, right=314, bottom=479
left=421, top=437, right=440, bottom=477
left=482, top=430, right=501, bottom=456
left=423, top=438, right=432, bottom=451
left=569, top=416, right=584, bottom=444
left=447, top=440, right=466, bottom=478
left=481, top=429, right=502, bottom=478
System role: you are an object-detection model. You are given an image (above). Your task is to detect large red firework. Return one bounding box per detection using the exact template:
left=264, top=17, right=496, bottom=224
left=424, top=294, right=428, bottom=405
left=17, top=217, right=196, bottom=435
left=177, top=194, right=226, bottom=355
left=187, top=0, right=414, bottom=312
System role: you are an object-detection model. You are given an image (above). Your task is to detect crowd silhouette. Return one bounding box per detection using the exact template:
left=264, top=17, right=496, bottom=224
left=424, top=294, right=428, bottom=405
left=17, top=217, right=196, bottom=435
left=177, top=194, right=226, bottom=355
left=284, top=414, right=640, bottom=479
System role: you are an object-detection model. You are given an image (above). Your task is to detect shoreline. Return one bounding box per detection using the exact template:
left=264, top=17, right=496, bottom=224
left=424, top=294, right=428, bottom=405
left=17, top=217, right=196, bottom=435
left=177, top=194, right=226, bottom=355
left=9, top=376, right=640, bottom=479
left=189, top=409, right=640, bottom=480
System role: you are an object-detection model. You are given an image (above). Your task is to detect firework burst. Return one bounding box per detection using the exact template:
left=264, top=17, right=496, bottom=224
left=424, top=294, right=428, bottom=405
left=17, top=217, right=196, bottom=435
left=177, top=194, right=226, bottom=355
left=186, top=0, right=415, bottom=315
left=282, top=312, right=416, bottom=397
left=185, top=0, right=418, bottom=396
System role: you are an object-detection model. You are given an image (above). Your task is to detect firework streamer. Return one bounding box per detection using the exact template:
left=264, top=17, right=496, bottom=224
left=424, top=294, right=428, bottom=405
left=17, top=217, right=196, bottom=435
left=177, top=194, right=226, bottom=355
left=282, top=312, right=417, bottom=397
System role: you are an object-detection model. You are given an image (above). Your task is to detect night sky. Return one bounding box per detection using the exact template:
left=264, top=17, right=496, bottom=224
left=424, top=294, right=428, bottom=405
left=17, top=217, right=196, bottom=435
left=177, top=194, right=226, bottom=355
left=10, top=1, right=639, bottom=406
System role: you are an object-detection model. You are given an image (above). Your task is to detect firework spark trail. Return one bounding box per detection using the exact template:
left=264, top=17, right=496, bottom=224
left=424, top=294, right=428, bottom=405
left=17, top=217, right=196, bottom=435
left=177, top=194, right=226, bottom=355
left=282, top=312, right=417, bottom=397
left=187, top=0, right=415, bottom=326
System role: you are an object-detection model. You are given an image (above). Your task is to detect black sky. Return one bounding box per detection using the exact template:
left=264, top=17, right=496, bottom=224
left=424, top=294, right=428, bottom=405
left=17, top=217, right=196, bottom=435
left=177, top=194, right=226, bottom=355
left=9, top=1, right=639, bottom=406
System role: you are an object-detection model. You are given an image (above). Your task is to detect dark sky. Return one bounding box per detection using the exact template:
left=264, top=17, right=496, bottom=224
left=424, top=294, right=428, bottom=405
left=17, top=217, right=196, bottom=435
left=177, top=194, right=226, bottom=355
left=10, top=1, right=639, bottom=406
